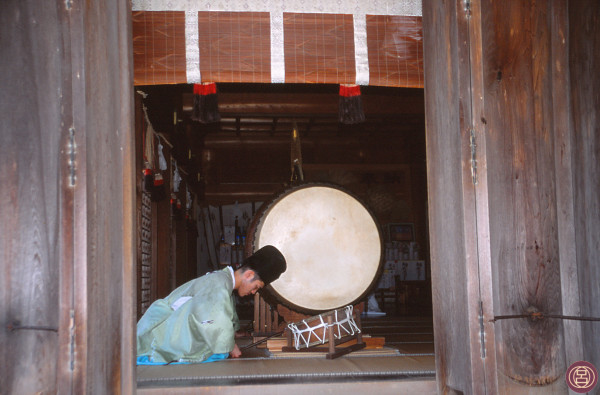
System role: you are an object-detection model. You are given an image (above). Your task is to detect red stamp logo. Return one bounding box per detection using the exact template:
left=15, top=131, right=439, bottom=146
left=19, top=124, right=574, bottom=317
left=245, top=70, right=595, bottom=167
left=566, top=361, right=598, bottom=393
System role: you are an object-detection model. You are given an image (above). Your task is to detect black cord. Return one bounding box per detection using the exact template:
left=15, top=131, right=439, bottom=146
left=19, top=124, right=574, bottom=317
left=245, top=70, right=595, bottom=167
left=7, top=322, right=58, bottom=332
left=490, top=313, right=600, bottom=323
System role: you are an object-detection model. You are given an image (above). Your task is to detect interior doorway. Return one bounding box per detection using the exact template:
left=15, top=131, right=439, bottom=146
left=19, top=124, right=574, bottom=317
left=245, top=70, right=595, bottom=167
left=127, top=2, right=438, bottom=392
left=133, top=82, right=435, bottom=390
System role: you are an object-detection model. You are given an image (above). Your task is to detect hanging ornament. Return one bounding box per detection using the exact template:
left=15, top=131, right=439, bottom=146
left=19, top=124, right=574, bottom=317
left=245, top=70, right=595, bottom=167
left=151, top=172, right=167, bottom=202
left=186, top=187, right=192, bottom=211
left=339, top=84, right=365, bottom=124
left=191, top=82, right=221, bottom=123
left=290, top=122, right=304, bottom=184
left=173, top=164, right=182, bottom=193
left=143, top=168, right=154, bottom=192
left=158, top=141, right=168, bottom=171
left=171, top=194, right=183, bottom=220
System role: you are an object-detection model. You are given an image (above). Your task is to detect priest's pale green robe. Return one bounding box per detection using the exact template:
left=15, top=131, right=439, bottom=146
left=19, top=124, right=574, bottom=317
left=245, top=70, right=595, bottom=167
left=136, top=267, right=240, bottom=363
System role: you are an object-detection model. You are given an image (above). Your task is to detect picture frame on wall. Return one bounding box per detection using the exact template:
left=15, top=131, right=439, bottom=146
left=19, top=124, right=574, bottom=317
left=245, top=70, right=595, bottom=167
left=388, top=223, right=414, bottom=242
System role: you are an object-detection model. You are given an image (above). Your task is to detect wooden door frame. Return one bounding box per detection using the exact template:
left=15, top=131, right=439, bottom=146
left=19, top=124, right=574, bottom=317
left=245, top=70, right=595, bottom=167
left=422, top=0, right=489, bottom=392
left=4, top=0, right=596, bottom=393
left=423, top=0, right=597, bottom=393
left=120, top=0, right=595, bottom=393
left=55, top=1, right=136, bottom=393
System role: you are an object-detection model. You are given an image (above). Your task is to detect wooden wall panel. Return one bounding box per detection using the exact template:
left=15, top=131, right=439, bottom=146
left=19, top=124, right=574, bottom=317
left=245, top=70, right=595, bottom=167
left=569, top=0, right=600, bottom=372
left=367, top=15, right=424, bottom=88
left=283, top=13, right=356, bottom=84
left=198, top=11, right=271, bottom=83
left=132, top=11, right=187, bottom=85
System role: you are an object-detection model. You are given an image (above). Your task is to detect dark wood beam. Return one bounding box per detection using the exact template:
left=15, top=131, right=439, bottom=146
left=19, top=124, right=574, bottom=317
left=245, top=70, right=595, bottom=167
left=204, top=183, right=285, bottom=204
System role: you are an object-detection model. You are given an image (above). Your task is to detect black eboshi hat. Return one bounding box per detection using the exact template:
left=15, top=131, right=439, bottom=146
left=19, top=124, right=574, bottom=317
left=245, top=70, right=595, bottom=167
left=244, top=245, right=286, bottom=285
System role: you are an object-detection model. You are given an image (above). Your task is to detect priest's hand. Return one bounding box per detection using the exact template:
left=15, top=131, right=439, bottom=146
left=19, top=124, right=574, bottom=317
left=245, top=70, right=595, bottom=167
left=230, top=343, right=242, bottom=358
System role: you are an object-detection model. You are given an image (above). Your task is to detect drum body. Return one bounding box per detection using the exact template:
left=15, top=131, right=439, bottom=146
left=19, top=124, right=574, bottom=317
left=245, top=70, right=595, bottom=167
left=248, top=184, right=383, bottom=313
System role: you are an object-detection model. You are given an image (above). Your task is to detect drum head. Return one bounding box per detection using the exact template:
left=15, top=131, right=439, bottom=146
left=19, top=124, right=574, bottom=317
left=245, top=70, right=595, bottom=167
left=251, top=184, right=382, bottom=313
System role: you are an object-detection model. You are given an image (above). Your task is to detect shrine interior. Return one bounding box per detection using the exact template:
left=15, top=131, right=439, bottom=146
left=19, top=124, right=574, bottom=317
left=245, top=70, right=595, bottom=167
left=134, top=82, right=436, bottom=388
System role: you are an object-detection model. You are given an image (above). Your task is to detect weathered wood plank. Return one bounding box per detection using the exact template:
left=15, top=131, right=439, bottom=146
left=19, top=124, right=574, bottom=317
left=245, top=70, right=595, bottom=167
left=0, top=1, right=63, bottom=392
left=568, top=0, right=600, bottom=373
left=480, top=0, right=566, bottom=388
left=551, top=0, right=584, bottom=369
left=2, top=0, right=135, bottom=393
left=72, top=1, right=135, bottom=393
left=466, top=0, right=500, bottom=390
left=423, top=0, right=481, bottom=393
left=424, top=0, right=599, bottom=392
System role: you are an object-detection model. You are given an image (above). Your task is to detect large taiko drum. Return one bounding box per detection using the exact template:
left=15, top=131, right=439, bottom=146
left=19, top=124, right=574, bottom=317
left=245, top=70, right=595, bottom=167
left=247, top=184, right=383, bottom=313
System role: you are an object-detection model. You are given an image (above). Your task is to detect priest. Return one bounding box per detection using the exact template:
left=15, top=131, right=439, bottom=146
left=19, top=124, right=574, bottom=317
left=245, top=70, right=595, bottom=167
left=136, top=245, right=286, bottom=364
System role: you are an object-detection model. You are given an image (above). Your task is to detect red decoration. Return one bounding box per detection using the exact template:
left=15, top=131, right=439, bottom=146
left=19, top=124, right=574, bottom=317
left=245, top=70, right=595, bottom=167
left=192, top=82, right=220, bottom=123
left=339, top=84, right=365, bottom=124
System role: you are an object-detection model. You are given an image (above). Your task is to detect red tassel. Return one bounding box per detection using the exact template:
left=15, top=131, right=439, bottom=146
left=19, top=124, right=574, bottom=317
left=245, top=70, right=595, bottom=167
left=339, top=84, right=362, bottom=97
left=150, top=173, right=167, bottom=202
left=143, top=168, right=154, bottom=192
left=194, top=83, right=217, bottom=95
left=339, top=84, right=365, bottom=124
left=192, top=82, right=220, bottom=123
left=170, top=196, right=183, bottom=220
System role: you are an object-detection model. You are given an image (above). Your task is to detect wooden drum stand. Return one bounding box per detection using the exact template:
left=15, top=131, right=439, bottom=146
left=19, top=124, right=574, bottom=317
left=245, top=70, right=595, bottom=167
left=252, top=294, right=365, bottom=359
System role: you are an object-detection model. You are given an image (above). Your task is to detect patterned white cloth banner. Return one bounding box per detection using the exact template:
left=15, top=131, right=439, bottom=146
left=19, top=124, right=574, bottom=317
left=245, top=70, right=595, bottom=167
left=133, top=0, right=422, bottom=85
left=353, top=14, right=369, bottom=86
left=185, top=11, right=201, bottom=83
left=270, top=12, right=285, bottom=83
left=132, top=0, right=422, bottom=16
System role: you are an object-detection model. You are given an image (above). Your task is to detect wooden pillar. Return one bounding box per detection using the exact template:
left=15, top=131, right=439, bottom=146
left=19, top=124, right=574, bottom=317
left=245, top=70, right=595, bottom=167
left=0, top=1, right=135, bottom=394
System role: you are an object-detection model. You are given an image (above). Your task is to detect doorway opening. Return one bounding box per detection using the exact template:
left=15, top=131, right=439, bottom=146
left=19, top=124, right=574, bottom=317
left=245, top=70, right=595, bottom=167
left=133, top=82, right=435, bottom=390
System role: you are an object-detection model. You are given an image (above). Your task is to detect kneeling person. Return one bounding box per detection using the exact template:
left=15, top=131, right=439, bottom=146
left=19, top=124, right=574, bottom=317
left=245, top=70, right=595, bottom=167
left=136, top=245, right=286, bottom=364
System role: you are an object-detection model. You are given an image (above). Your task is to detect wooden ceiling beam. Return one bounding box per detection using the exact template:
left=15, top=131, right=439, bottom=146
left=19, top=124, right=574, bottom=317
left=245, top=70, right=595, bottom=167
left=204, top=183, right=285, bottom=203
left=182, top=91, right=425, bottom=116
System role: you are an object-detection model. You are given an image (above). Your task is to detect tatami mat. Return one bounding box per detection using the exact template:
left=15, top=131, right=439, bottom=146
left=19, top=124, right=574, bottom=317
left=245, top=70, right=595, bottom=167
left=137, top=314, right=436, bottom=392
left=137, top=354, right=435, bottom=386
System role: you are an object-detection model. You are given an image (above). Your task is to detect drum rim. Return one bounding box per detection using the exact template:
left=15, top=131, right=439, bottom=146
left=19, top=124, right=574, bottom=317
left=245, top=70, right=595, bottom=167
left=246, top=182, right=384, bottom=314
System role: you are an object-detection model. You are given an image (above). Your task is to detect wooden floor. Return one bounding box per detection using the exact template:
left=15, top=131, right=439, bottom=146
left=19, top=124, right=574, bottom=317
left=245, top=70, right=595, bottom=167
left=136, top=299, right=436, bottom=393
